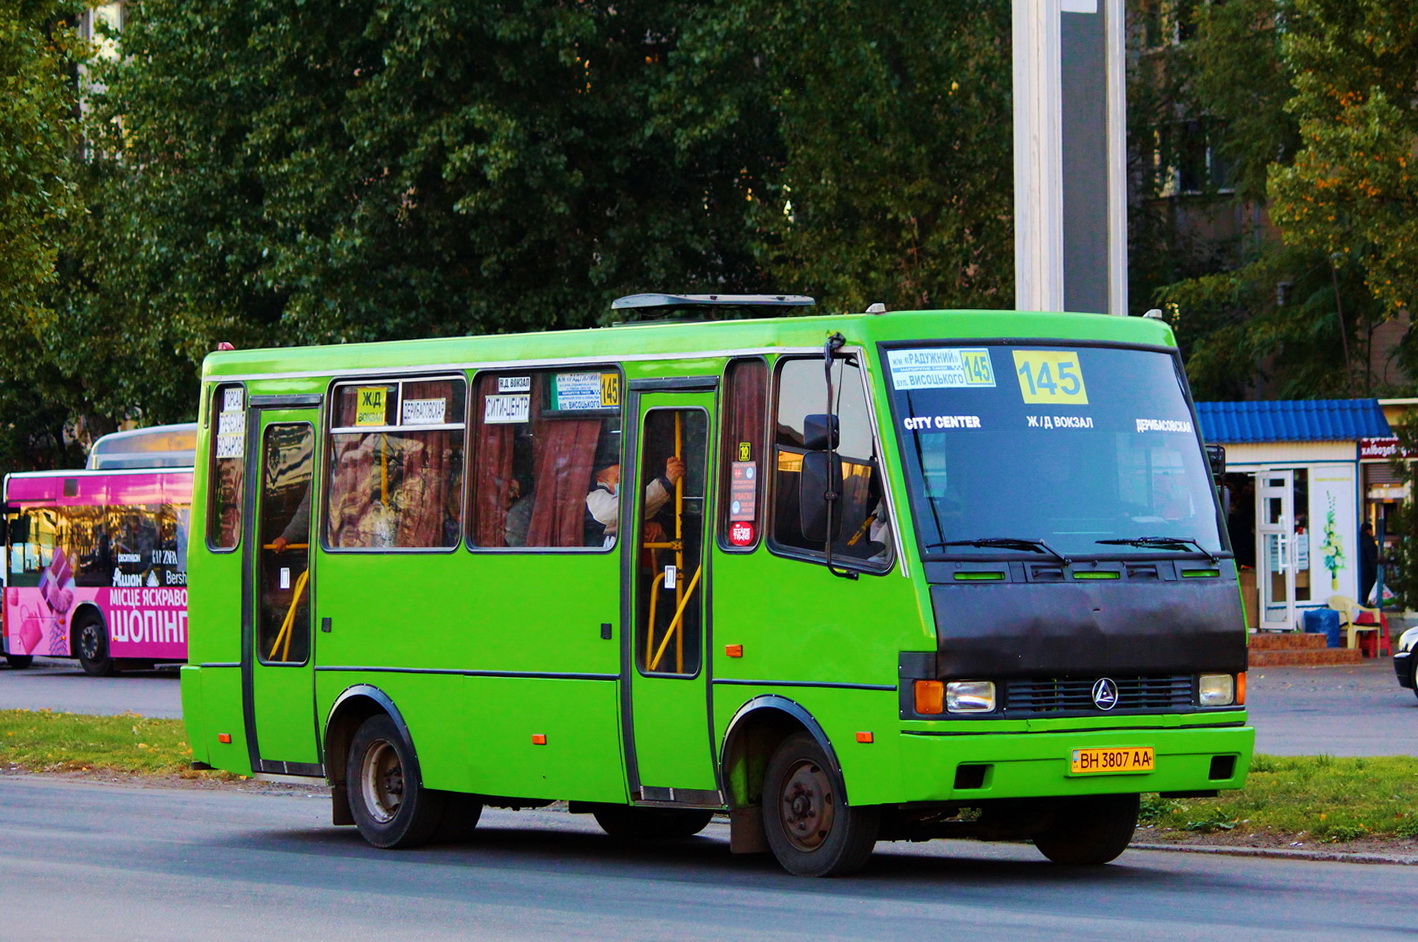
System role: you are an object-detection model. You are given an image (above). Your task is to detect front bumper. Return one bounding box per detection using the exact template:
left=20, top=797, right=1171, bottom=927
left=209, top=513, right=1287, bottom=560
left=896, top=720, right=1253, bottom=803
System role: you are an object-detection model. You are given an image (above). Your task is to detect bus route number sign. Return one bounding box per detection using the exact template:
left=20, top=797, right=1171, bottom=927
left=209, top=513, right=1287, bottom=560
left=1013, top=351, right=1089, bottom=405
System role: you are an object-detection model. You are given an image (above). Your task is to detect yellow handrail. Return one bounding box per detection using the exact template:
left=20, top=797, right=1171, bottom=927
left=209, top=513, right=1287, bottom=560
left=266, top=567, right=310, bottom=662
left=648, top=565, right=701, bottom=673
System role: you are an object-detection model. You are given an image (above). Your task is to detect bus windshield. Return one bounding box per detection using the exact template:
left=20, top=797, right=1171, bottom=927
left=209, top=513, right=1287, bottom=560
left=883, top=342, right=1225, bottom=561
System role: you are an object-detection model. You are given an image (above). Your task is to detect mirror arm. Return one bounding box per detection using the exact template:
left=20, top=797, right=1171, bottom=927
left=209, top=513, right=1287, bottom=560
left=822, top=333, right=857, bottom=581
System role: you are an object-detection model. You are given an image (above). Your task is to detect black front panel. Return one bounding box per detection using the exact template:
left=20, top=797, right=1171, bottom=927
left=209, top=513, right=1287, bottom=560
left=930, top=577, right=1247, bottom=677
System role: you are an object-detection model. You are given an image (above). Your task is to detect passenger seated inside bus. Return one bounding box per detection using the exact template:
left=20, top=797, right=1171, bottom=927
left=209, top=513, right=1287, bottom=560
left=585, top=456, right=684, bottom=547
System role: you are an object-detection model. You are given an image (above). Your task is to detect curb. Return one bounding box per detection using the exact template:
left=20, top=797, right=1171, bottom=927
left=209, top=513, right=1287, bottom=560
left=1132, top=841, right=1418, bottom=866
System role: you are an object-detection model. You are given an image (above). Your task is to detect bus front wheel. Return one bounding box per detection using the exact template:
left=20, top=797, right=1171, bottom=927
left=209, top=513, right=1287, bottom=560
left=4, top=654, right=33, bottom=669
left=762, top=732, right=879, bottom=877
left=74, top=616, right=117, bottom=677
left=346, top=714, right=447, bottom=849
left=592, top=806, right=714, bottom=840
left=1031, top=793, right=1139, bottom=865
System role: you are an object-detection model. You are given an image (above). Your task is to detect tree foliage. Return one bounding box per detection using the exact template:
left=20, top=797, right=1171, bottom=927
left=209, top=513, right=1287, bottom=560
left=5, top=1, right=1018, bottom=472
left=0, top=0, right=88, bottom=469
left=1133, top=0, right=1415, bottom=400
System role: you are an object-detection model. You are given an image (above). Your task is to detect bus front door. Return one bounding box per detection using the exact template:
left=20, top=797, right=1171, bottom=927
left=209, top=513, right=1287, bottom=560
left=244, top=409, right=321, bottom=775
left=623, top=390, right=719, bottom=803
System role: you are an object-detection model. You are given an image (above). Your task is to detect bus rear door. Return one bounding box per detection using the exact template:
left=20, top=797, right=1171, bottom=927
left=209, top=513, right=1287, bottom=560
left=244, top=407, right=321, bottom=775
left=622, top=385, right=719, bottom=803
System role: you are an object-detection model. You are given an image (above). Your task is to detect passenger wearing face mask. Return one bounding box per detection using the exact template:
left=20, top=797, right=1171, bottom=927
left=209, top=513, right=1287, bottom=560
left=586, top=456, right=685, bottom=548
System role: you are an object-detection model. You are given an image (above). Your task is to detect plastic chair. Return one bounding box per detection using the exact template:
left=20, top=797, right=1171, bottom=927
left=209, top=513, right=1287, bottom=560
left=1327, top=595, right=1392, bottom=657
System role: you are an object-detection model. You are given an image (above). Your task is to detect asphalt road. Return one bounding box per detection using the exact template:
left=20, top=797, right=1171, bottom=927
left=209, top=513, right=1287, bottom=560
left=0, top=776, right=1411, bottom=942
left=2, top=656, right=1414, bottom=756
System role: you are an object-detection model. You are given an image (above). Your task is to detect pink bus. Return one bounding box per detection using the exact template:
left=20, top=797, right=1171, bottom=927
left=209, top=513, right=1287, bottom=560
left=2, top=425, right=194, bottom=674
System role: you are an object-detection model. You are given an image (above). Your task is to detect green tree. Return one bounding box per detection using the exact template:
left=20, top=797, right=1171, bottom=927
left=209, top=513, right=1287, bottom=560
left=1268, top=0, right=1418, bottom=350
left=1131, top=0, right=1404, bottom=400
left=0, top=0, right=91, bottom=470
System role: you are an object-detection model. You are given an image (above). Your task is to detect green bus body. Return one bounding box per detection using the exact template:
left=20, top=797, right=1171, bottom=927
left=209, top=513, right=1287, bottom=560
left=181, top=308, right=1252, bottom=875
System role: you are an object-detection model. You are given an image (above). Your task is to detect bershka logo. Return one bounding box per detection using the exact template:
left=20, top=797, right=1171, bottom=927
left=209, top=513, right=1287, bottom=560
left=1091, top=677, right=1119, bottom=711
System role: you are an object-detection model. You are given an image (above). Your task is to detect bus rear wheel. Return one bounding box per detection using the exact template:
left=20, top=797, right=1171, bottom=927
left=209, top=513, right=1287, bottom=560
left=74, top=615, right=117, bottom=677
left=346, top=714, right=447, bottom=849
left=1031, top=793, right=1139, bottom=865
left=762, top=732, right=879, bottom=877
left=592, top=806, right=714, bottom=840
left=4, top=654, right=33, bottom=669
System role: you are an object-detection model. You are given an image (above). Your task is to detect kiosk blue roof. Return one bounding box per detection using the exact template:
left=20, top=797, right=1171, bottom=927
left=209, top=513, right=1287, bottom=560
left=1196, top=400, right=1391, bottom=444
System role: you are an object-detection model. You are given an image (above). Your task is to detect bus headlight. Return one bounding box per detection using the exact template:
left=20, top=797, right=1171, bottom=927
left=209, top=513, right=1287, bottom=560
left=946, top=680, right=996, bottom=713
left=1198, top=673, right=1235, bottom=707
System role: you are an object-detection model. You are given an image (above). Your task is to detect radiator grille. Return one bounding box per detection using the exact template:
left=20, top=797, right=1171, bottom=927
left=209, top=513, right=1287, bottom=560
left=1004, top=675, right=1194, bottom=715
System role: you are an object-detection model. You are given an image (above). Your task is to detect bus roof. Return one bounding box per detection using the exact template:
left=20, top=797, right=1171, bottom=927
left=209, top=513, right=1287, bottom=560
left=86, top=423, right=198, bottom=470
left=199, top=309, right=1177, bottom=381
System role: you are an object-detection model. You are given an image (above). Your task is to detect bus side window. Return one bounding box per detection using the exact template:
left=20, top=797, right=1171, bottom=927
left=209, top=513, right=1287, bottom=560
left=771, top=357, right=890, bottom=570
left=208, top=383, right=246, bottom=550
left=719, top=358, right=766, bottom=552
left=325, top=377, right=465, bottom=550
left=468, top=369, right=621, bottom=551
left=9, top=508, right=57, bottom=587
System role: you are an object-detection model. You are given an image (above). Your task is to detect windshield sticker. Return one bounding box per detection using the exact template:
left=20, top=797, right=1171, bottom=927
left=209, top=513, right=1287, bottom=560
left=1136, top=418, right=1194, bottom=434
left=1013, top=351, right=1089, bottom=405
left=1026, top=415, right=1094, bottom=429
left=903, top=415, right=982, bottom=431
left=887, top=348, right=996, bottom=389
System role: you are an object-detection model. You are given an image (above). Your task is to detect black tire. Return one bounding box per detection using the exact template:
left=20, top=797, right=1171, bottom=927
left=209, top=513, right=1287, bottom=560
left=762, top=732, right=879, bottom=877
left=1031, top=793, right=1139, bottom=865
left=1410, top=659, right=1418, bottom=704
left=346, top=714, right=449, bottom=848
left=74, top=615, right=118, bottom=677
left=592, top=805, right=714, bottom=840
left=4, top=654, right=34, bottom=669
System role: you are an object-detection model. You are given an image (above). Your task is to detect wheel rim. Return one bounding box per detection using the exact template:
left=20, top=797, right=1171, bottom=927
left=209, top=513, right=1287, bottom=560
left=360, top=740, right=404, bottom=824
left=78, top=623, right=102, bottom=660
left=778, top=757, right=835, bottom=852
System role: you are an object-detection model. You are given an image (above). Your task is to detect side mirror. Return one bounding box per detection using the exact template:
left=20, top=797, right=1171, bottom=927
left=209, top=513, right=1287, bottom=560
left=1205, top=443, right=1226, bottom=479
left=799, top=452, right=844, bottom=543
left=802, top=414, right=839, bottom=451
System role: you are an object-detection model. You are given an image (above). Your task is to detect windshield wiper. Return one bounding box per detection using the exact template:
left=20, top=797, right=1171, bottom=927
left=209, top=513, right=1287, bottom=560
left=930, top=537, right=1071, bottom=565
left=1096, top=536, right=1219, bottom=564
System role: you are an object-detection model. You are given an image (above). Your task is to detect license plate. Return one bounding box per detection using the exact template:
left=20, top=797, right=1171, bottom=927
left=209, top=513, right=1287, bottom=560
left=1070, top=747, right=1155, bottom=774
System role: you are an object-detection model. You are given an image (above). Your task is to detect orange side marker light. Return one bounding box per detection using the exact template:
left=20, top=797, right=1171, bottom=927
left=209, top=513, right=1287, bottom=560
left=855, top=731, right=874, bottom=744
left=531, top=734, right=547, bottom=745
left=725, top=644, right=743, bottom=658
left=1236, top=672, right=1246, bottom=706
left=217, top=733, right=232, bottom=744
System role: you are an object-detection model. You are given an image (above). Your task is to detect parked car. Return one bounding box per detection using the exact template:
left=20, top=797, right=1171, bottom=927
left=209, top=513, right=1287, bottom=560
left=1395, top=625, right=1417, bottom=701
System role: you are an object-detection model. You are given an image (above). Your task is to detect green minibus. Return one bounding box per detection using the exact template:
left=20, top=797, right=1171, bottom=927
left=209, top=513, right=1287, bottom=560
left=181, top=296, right=1251, bottom=876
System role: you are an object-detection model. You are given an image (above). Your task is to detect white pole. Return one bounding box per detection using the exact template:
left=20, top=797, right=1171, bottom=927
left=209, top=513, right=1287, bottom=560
left=1013, top=0, right=1065, bottom=313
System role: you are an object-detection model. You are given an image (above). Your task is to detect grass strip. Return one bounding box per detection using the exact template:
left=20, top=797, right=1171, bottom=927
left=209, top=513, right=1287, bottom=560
left=1142, top=754, right=1418, bottom=843
left=0, top=709, right=195, bottom=776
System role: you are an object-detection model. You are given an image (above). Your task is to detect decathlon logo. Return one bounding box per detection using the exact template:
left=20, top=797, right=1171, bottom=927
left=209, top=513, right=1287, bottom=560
left=1091, top=678, right=1119, bottom=711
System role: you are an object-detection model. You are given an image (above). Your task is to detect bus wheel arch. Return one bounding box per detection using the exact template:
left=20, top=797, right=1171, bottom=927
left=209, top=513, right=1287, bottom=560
left=324, top=685, right=414, bottom=828
left=70, top=605, right=118, bottom=677
left=718, top=696, right=848, bottom=855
